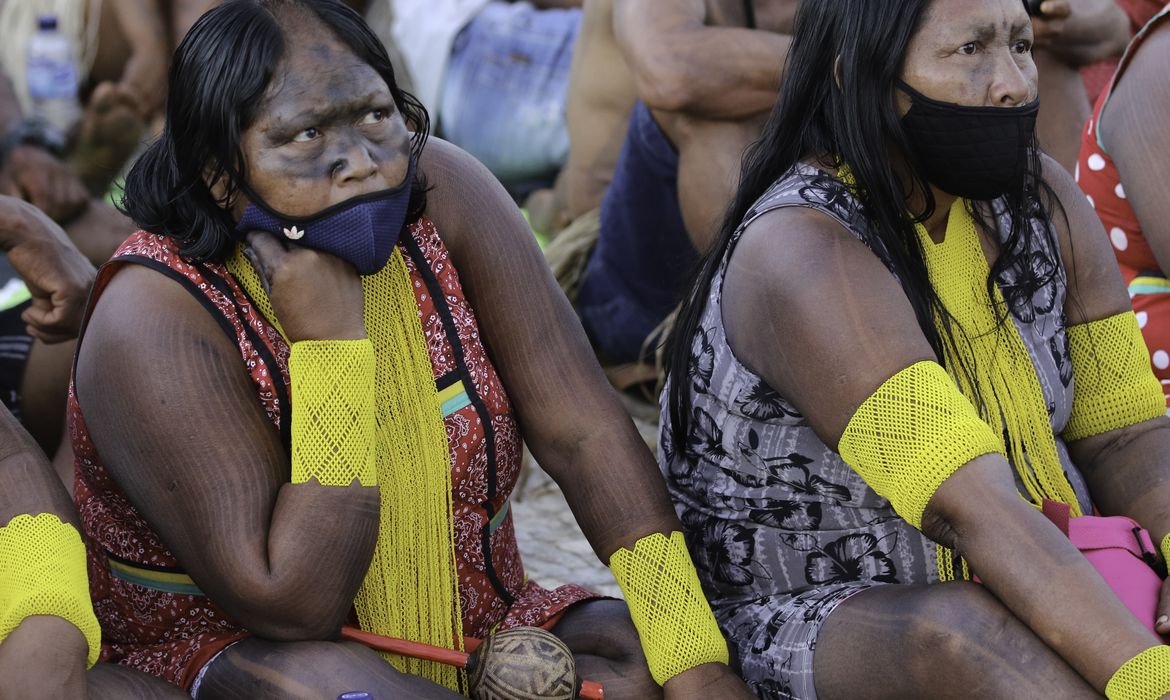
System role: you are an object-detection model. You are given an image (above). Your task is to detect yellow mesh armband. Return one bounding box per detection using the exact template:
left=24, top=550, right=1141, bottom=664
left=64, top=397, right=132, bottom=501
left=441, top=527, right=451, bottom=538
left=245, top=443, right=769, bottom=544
left=838, top=361, right=1003, bottom=530
left=1106, top=645, right=1170, bottom=700
left=1064, top=312, right=1165, bottom=442
left=609, top=531, right=729, bottom=686
left=1161, top=532, right=1170, bottom=570
left=289, top=339, right=377, bottom=487
left=0, top=514, right=101, bottom=667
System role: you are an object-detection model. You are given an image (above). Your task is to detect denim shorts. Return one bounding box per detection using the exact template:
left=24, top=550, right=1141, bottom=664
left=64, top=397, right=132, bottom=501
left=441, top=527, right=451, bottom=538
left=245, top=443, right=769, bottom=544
left=439, top=1, right=580, bottom=188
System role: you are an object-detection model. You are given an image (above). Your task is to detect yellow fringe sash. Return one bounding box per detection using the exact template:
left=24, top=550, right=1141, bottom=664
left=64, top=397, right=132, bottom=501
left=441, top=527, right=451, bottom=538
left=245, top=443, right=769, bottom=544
left=228, top=246, right=465, bottom=690
left=917, top=199, right=1082, bottom=581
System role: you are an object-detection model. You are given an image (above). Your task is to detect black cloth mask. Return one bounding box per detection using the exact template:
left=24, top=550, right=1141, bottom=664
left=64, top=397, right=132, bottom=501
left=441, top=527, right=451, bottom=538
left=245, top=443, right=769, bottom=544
left=897, top=81, right=1039, bottom=201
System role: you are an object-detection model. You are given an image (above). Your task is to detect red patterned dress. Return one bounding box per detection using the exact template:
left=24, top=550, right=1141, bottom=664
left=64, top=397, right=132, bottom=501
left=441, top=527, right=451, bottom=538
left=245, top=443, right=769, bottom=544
left=69, top=218, right=597, bottom=690
left=1076, top=5, right=1170, bottom=407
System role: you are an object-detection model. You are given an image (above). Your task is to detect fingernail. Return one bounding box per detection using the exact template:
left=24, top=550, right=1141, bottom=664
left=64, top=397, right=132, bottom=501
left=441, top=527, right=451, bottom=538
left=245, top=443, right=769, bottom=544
left=1157, top=615, right=1168, bottom=627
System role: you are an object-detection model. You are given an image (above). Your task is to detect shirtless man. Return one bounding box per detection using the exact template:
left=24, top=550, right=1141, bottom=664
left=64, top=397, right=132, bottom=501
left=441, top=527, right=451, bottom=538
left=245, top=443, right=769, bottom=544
left=565, top=0, right=798, bottom=372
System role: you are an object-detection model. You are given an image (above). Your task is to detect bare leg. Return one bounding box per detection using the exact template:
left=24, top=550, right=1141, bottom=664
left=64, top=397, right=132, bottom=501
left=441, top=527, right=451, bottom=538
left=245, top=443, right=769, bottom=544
left=1034, top=49, right=1090, bottom=174
left=813, top=583, right=1098, bottom=699
left=552, top=599, right=660, bottom=700
left=62, top=201, right=134, bottom=266
left=70, top=82, right=145, bottom=197
left=195, top=638, right=464, bottom=699
left=89, top=662, right=191, bottom=698
left=655, top=111, right=765, bottom=253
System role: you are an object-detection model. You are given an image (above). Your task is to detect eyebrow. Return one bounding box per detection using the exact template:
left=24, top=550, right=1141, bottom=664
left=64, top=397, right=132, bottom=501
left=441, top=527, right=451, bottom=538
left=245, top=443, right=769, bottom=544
left=962, top=18, right=1032, bottom=44
left=265, top=89, right=393, bottom=134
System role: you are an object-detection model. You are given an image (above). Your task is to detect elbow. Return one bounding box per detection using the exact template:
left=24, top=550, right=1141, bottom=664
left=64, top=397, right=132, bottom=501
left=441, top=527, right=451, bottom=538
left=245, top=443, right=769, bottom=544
left=632, top=60, right=697, bottom=113
left=216, top=575, right=354, bottom=642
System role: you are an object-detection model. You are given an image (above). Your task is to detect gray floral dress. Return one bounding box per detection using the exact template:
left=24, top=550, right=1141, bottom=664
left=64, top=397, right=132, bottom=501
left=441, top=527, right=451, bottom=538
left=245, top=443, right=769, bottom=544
left=657, top=164, right=1093, bottom=700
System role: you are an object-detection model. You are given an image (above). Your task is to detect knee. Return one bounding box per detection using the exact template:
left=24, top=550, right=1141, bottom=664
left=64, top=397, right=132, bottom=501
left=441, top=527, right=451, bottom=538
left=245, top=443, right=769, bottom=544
left=901, top=584, right=1017, bottom=678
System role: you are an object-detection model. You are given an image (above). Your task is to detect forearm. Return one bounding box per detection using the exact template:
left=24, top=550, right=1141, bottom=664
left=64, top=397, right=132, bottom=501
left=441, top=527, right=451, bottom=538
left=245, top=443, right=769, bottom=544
left=0, top=409, right=74, bottom=526
left=537, top=411, right=681, bottom=561
left=619, top=25, right=788, bottom=119
left=205, top=338, right=381, bottom=640
left=934, top=456, right=1161, bottom=692
left=1073, top=419, right=1170, bottom=544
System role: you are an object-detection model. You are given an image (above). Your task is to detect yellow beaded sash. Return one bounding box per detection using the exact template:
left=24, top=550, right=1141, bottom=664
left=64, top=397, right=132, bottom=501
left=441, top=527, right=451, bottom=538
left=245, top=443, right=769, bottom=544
left=227, top=245, right=465, bottom=690
left=918, top=199, right=1081, bottom=580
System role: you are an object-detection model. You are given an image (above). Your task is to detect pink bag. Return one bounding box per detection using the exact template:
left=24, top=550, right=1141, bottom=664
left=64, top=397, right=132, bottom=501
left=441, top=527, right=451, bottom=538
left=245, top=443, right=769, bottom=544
left=1041, top=500, right=1167, bottom=638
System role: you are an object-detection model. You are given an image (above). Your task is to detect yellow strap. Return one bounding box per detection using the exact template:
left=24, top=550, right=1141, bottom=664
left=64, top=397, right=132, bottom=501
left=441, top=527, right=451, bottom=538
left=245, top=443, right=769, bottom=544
left=918, top=198, right=1082, bottom=516
left=609, top=531, right=730, bottom=686
left=0, top=514, right=101, bottom=667
left=839, top=361, right=1004, bottom=530
left=1063, top=311, right=1165, bottom=442
left=289, top=339, right=377, bottom=487
left=228, top=246, right=464, bottom=690
left=1106, top=645, right=1170, bottom=700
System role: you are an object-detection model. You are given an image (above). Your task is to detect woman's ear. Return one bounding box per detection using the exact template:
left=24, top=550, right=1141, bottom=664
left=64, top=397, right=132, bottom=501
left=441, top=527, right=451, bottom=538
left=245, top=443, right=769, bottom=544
left=204, top=166, right=245, bottom=218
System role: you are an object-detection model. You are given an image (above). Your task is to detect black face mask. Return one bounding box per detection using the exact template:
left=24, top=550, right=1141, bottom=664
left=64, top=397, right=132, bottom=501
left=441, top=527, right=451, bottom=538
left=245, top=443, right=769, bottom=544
left=897, top=80, right=1039, bottom=201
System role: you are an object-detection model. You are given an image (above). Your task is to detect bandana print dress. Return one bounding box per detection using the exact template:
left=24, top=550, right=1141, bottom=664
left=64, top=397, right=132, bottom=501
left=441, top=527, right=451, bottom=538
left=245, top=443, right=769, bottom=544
left=70, top=218, right=597, bottom=690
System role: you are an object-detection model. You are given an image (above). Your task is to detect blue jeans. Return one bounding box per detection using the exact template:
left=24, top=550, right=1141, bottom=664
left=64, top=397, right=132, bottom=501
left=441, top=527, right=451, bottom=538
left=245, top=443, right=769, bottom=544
left=439, top=1, right=580, bottom=188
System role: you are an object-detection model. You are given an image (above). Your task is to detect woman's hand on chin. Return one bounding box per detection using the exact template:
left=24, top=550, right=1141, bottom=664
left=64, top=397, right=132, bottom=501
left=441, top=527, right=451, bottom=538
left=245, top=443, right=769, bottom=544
left=243, top=231, right=367, bottom=342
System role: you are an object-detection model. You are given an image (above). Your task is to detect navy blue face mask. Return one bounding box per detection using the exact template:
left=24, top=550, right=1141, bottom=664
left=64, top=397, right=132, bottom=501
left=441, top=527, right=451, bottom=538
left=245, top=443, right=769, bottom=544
left=235, top=159, right=415, bottom=275
left=897, top=81, right=1039, bottom=201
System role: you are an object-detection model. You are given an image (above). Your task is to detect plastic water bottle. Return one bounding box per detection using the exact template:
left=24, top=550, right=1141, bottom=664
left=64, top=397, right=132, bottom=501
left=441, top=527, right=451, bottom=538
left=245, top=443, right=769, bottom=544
left=26, top=15, right=81, bottom=135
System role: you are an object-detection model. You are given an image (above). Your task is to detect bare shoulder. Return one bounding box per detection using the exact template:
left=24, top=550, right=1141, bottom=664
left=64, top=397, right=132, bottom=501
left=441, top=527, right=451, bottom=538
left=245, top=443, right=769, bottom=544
left=1035, top=153, right=1131, bottom=322
left=415, top=137, right=530, bottom=264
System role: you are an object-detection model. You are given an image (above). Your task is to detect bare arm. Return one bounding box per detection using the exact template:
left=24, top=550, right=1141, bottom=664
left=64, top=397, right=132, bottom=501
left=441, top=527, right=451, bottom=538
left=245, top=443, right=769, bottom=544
left=0, top=400, right=88, bottom=699
left=721, top=188, right=1158, bottom=694
left=422, top=139, right=752, bottom=697
left=1070, top=25, right=1170, bottom=594
left=614, top=0, right=788, bottom=119
left=0, top=197, right=94, bottom=343
left=77, top=257, right=380, bottom=641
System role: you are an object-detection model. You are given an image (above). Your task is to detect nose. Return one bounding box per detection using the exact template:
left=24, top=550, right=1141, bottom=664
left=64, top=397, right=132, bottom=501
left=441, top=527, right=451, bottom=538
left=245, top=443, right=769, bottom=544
left=988, top=49, right=1034, bottom=107
left=332, top=136, right=379, bottom=187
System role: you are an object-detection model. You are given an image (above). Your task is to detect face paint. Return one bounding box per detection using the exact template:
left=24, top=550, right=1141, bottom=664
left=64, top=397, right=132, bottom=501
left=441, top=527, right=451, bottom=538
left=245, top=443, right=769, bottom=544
left=235, top=158, right=414, bottom=275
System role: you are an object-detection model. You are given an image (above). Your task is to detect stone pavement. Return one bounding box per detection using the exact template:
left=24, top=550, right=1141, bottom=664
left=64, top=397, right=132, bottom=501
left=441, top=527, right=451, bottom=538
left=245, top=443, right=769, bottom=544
left=510, top=407, right=661, bottom=600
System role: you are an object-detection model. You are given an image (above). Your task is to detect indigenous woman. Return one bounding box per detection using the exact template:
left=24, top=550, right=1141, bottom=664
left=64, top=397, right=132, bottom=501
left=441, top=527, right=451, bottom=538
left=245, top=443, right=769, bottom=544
left=661, top=0, right=1170, bottom=698
left=70, top=1, right=752, bottom=697
left=0, top=196, right=183, bottom=698
left=1076, top=4, right=1170, bottom=406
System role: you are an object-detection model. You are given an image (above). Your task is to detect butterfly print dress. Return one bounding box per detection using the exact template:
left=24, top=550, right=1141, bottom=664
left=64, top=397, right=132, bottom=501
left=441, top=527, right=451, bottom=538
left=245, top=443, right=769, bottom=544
left=657, top=164, right=1092, bottom=700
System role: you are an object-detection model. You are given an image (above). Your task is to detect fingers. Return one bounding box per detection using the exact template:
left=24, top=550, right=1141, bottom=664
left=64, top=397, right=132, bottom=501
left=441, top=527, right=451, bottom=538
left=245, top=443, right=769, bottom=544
left=1039, top=0, right=1071, bottom=20
left=21, top=303, right=79, bottom=344
left=1157, top=577, right=1170, bottom=636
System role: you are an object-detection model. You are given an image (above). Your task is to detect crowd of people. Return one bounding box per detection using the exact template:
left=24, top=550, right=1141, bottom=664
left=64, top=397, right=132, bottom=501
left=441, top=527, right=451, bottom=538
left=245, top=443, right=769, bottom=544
left=2, top=0, right=1170, bottom=698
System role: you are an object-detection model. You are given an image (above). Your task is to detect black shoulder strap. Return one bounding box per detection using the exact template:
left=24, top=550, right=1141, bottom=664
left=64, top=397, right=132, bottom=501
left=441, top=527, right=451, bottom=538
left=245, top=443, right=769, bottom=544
left=744, top=0, right=757, bottom=29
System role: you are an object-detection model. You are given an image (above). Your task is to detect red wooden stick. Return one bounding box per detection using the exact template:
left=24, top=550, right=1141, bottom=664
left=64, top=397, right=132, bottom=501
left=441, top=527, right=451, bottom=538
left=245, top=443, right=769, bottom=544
left=340, top=625, right=605, bottom=699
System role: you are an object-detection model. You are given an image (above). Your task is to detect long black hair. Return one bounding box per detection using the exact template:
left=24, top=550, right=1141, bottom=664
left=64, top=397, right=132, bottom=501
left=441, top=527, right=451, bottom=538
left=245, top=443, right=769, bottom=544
left=120, top=0, right=430, bottom=263
left=665, top=0, right=1060, bottom=450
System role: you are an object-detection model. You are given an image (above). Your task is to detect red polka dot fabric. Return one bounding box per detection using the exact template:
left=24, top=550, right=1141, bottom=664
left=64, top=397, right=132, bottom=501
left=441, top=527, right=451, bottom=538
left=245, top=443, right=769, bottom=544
left=1076, top=5, right=1170, bottom=408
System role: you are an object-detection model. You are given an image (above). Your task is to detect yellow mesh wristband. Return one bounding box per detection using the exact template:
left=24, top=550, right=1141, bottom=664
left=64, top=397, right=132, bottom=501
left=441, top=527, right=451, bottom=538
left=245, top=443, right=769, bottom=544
left=289, top=339, right=377, bottom=487
left=1161, top=532, right=1170, bottom=571
left=609, top=531, right=729, bottom=685
left=1107, top=645, right=1170, bottom=700
left=839, top=361, right=1003, bottom=530
left=1064, top=312, right=1165, bottom=442
left=0, top=514, right=101, bottom=667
